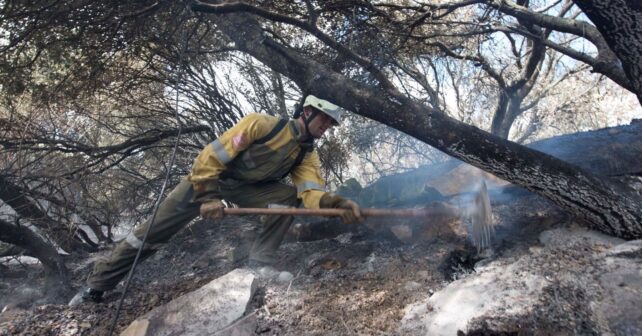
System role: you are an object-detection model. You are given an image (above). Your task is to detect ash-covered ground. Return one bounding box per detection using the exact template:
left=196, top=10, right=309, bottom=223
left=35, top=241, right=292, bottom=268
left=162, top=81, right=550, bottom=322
left=1, top=188, right=641, bottom=335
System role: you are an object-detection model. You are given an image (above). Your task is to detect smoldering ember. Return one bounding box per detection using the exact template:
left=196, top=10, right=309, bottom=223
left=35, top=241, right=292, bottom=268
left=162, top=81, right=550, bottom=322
left=1, top=1, right=641, bottom=335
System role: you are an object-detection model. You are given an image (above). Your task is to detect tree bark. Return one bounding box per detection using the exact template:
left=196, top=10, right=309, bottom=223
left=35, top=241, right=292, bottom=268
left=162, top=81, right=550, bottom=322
left=528, top=120, right=642, bottom=176
left=0, top=176, right=89, bottom=253
left=479, top=0, right=638, bottom=101
left=0, top=244, right=29, bottom=258
left=0, top=219, right=71, bottom=297
left=192, top=2, right=642, bottom=239
left=572, top=0, right=642, bottom=105
left=490, top=7, right=547, bottom=139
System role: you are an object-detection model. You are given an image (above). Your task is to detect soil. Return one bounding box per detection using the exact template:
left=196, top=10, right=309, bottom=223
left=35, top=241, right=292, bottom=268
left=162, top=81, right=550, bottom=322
left=0, top=189, right=636, bottom=335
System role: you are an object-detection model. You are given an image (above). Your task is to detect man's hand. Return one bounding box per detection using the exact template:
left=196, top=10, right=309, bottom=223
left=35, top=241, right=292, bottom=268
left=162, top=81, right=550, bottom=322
left=200, top=199, right=225, bottom=219
left=337, top=198, right=362, bottom=224
left=319, top=193, right=363, bottom=224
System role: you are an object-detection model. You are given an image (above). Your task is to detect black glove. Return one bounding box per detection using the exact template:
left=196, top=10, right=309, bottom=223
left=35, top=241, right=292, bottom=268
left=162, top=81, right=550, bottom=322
left=319, top=193, right=363, bottom=224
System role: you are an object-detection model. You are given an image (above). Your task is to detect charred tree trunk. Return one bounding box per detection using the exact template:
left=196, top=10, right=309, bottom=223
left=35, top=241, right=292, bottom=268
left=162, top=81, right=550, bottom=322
left=491, top=91, right=527, bottom=139
left=0, top=244, right=29, bottom=257
left=75, top=228, right=99, bottom=251
left=193, top=2, right=642, bottom=239
left=85, top=217, right=111, bottom=243
left=0, top=176, right=89, bottom=253
left=529, top=120, right=642, bottom=176
left=490, top=89, right=512, bottom=138
left=572, top=0, right=642, bottom=105
left=0, top=219, right=71, bottom=298
left=490, top=18, right=546, bottom=139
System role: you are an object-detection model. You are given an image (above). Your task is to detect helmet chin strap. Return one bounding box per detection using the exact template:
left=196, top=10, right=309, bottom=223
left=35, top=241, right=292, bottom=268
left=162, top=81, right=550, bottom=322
left=302, top=109, right=319, bottom=140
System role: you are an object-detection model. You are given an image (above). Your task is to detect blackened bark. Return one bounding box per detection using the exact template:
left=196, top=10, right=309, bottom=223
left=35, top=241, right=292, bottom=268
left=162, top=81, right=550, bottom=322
left=85, top=217, right=111, bottom=243
left=0, top=176, right=89, bottom=253
left=0, top=219, right=71, bottom=298
left=572, top=0, right=642, bottom=105
left=192, top=2, right=642, bottom=238
left=491, top=90, right=511, bottom=137
left=491, top=91, right=529, bottom=139
left=483, top=0, right=635, bottom=97
left=0, top=244, right=29, bottom=257
left=75, top=229, right=99, bottom=251
left=490, top=9, right=547, bottom=139
left=529, top=121, right=642, bottom=176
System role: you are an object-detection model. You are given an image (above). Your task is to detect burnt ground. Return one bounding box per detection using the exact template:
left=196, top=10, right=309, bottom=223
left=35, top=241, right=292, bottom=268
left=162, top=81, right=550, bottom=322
left=0, top=188, right=634, bottom=335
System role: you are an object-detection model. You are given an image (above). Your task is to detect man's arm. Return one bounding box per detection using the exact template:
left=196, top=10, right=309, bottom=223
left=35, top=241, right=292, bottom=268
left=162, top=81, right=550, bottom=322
left=189, top=113, right=275, bottom=202
left=291, top=150, right=363, bottom=223
left=289, top=150, right=326, bottom=209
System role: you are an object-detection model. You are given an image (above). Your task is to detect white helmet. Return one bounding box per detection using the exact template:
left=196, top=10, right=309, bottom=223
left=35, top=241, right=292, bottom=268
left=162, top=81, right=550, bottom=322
left=303, top=95, right=344, bottom=125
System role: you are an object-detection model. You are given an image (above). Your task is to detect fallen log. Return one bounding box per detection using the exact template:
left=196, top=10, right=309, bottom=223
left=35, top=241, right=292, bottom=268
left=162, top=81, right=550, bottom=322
left=528, top=119, right=642, bottom=176
left=353, top=120, right=642, bottom=207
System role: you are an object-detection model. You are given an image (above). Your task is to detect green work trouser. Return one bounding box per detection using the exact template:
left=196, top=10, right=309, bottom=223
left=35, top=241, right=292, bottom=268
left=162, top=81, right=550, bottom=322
left=86, top=178, right=299, bottom=291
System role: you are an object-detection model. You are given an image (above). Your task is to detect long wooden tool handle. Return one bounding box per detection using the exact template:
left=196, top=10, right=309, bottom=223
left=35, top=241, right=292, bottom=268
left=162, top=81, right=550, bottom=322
left=223, top=207, right=436, bottom=217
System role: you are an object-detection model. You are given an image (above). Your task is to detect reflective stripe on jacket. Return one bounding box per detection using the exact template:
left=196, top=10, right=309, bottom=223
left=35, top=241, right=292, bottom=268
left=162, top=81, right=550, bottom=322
left=188, top=113, right=326, bottom=209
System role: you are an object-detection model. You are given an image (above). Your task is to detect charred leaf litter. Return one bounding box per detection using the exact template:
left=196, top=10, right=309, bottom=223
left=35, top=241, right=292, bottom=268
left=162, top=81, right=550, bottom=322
left=3, top=182, right=639, bottom=335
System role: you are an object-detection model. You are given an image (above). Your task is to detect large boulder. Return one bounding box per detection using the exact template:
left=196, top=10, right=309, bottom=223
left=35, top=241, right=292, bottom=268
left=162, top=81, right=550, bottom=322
left=400, top=226, right=642, bottom=335
left=121, top=268, right=257, bottom=336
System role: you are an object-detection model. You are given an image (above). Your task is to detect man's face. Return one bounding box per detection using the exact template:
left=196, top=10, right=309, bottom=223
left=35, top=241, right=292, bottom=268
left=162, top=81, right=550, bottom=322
left=305, top=108, right=336, bottom=138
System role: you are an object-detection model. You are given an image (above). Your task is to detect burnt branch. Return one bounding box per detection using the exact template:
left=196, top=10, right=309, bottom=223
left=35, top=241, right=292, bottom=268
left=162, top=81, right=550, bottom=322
left=191, top=1, right=397, bottom=91
left=0, top=218, right=71, bottom=300
left=0, top=124, right=209, bottom=158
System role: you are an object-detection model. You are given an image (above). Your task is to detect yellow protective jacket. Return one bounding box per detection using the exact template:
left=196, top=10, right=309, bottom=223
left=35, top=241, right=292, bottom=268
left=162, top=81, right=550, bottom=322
left=188, top=113, right=326, bottom=209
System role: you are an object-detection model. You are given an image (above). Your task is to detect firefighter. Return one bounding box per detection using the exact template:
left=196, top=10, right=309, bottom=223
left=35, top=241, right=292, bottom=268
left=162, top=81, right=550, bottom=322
left=69, top=95, right=362, bottom=305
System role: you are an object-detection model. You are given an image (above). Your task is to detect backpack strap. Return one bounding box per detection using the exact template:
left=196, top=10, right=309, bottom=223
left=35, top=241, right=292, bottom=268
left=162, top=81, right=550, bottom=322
left=219, top=118, right=288, bottom=179
left=220, top=118, right=314, bottom=180
left=255, top=118, right=313, bottom=179
left=282, top=139, right=314, bottom=179
left=254, top=119, right=288, bottom=144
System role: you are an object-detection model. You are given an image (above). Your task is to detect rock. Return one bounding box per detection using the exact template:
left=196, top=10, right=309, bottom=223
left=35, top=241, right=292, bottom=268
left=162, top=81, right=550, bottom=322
left=539, top=227, right=625, bottom=248
left=213, top=312, right=258, bottom=336
left=593, top=240, right=642, bottom=335
left=404, top=281, right=422, bottom=291
left=121, top=320, right=148, bottom=336
left=277, top=271, right=294, bottom=283
left=390, top=225, right=412, bottom=242
left=400, top=230, right=642, bottom=335
left=257, top=266, right=279, bottom=279
left=190, top=256, right=211, bottom=269
left=120, top=268, right=257, bottom=336
left=152, top=250, right=168, bottom=261
left=602, top=239, right=642, bottom=257
left=334, top=232, right=353, bottom=244
left=366, top=253, right=376, bottom=273
left=400, top=261, right=546, bottom=335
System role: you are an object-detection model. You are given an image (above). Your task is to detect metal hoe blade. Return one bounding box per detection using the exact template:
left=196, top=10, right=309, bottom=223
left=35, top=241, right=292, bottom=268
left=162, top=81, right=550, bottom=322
left=470, top=181, right=494, bottom=252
